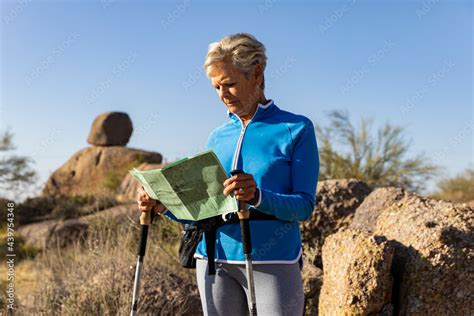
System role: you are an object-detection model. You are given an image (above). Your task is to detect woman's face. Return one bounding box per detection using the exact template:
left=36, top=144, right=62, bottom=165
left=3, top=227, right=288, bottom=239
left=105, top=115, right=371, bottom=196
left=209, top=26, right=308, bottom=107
left=209, top=61, right=263, bottom=118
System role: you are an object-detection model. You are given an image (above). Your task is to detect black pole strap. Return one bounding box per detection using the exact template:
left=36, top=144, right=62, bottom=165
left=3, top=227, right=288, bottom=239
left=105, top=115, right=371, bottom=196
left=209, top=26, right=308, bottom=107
left=205, top=226, right=217, bottom=275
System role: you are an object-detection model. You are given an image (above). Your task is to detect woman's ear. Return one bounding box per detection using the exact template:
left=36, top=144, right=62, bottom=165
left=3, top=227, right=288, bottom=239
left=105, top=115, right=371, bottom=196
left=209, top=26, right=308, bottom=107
left=254, top=64, right=263, bottom=86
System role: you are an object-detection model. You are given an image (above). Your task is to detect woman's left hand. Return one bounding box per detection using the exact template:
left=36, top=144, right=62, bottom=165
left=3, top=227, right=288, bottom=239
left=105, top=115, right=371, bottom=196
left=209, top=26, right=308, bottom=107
left=223, top=173, right=258, bottom=203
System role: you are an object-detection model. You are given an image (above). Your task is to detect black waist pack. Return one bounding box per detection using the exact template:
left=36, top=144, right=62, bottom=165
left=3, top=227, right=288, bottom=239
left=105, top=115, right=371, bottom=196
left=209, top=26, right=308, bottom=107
left=178, top=211, right=277, bottom=271
left=178, top=223, right=202, bottom=269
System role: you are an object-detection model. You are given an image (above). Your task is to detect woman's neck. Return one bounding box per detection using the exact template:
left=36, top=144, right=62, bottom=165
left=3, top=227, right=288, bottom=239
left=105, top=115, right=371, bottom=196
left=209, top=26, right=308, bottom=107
left=241, top=108, right=256, bottom=126
left=240, top=96, right=269, bottom=126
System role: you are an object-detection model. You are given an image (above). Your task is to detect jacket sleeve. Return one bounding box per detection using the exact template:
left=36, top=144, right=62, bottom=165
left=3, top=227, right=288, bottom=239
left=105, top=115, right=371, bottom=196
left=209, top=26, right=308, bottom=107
left=255, top=119, right=319, bottom=222
left=163, top=209, right=194, bottom=225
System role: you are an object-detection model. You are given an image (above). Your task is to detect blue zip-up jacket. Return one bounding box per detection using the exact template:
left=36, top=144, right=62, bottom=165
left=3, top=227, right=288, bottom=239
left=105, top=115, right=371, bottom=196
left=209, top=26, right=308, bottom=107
left=164, top=99, right=319, bottom=264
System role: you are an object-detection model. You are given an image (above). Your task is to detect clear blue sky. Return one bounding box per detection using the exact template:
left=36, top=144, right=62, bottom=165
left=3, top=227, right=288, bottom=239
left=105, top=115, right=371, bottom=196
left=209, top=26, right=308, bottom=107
left=1, top=0, right=472, bottom=198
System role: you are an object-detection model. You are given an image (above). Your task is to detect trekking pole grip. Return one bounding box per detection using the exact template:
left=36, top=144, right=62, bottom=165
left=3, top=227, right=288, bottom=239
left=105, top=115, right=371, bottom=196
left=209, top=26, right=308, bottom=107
left=140, top=209, right=153, bottom=225
left=239, top=218, right=252, bottom=254
left=138, top=210, right=154, bottom=257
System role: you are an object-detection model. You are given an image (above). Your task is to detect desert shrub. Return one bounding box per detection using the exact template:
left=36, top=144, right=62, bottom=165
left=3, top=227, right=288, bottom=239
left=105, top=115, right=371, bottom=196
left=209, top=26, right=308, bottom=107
left=317, top=110, right=439, bottom=192
left=431, top=167, right=474, bottom=203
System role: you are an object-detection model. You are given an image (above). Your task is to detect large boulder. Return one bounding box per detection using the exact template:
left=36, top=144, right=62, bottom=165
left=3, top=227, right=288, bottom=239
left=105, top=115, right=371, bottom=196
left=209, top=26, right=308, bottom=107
left=301, top=179, right=372, bottom=268
left=352, top=187, right=474, bottom=315
left=351, top=187, right=405, bottom=232
left=117, top=162, right=170, bottom=202
left=42, top=146, right=162, bottom=197
left=318, top=229, right=394, bottom=316
left=87, top=112, right=133, bottom=146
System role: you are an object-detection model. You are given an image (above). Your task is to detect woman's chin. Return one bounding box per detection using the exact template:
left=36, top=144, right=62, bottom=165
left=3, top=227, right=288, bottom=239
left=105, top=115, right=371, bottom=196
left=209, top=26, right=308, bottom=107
left=227, top=104, right=240, bottom=113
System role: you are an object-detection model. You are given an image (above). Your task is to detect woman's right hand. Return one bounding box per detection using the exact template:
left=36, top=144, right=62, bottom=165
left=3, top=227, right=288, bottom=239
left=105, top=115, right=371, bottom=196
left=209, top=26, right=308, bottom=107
left=136, top=186, right=166, bottom=214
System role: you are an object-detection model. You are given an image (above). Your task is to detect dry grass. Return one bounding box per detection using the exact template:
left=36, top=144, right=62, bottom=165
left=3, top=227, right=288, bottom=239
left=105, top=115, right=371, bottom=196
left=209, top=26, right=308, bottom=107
left=1, top=212, right=192, bottom=315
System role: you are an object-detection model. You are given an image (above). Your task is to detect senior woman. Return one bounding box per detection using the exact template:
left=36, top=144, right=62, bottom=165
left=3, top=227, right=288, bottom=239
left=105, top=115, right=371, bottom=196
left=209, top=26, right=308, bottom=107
left=136, top=33, right=319, bottom=315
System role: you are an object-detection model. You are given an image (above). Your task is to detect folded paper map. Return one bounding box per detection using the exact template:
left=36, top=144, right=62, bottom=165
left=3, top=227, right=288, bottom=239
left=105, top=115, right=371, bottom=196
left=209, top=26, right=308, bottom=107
left=129, top=150, right=237, bottom=221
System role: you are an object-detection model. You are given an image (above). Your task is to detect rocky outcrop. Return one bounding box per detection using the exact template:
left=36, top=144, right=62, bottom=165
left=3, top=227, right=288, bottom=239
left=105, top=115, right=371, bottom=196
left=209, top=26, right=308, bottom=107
left=117, top=162, right=170, bottom=202
left=352, top=187, right=474, bottom=315
left=301, top=179, right=372, bottom=267
left=302, top=259, right=323, bottom=315
left=42, top=146, right=162, bottom=197
left=318, top=229, right=394, bottom=316
left=14, top=195, right=118, bottom=226
left=17, top=203, right=136, bottom=249
left=87, top=112, right=133, bottom=146
left=464, top=199, right=474, bottom=208
left=42, top=111, right=163, bottom=197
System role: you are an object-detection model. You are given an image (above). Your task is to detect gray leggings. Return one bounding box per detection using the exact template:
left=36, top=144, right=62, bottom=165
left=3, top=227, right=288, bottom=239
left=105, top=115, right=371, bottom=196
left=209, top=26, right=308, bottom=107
left=196, top=258, right=304, bottom=316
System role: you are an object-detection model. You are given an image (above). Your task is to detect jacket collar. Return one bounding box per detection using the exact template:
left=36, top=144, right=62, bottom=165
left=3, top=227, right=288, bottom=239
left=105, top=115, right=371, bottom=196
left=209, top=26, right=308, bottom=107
left=227, top=99, right=277, bottom=123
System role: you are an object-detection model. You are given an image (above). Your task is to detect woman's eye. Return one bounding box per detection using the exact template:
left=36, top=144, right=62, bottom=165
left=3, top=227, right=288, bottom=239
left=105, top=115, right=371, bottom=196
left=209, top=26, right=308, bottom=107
left=214, top=83, right=234, bottom=90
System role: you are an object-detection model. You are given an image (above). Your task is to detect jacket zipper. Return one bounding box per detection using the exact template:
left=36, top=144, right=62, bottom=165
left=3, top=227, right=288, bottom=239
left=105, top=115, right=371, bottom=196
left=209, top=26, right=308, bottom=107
left=231, top=107, right=261, bottom=171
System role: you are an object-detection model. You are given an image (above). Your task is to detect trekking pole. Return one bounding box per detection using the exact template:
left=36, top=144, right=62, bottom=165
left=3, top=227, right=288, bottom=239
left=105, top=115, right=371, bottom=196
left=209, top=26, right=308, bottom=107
left=231, top=169, right=257, bottom=316
left=130, top=208, right=154, bottom=316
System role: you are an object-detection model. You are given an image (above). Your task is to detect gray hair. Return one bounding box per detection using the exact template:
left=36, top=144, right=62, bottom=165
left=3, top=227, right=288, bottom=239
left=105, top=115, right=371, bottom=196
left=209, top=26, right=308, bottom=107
left=204, top=33, right=267, bottom=90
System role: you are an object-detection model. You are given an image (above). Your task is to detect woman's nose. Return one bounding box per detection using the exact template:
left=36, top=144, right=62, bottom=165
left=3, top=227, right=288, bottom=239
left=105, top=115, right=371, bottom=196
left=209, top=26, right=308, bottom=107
left=220, top=86, right=230, bottom=99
